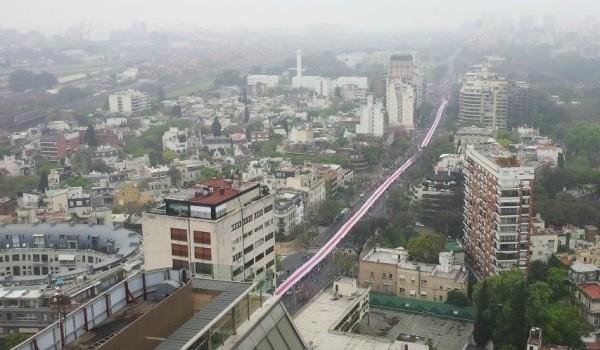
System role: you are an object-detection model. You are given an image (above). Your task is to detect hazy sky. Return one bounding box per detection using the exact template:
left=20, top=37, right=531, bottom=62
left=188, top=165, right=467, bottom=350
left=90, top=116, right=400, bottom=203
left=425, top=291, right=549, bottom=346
left=3, top=0, right=600, bottom=36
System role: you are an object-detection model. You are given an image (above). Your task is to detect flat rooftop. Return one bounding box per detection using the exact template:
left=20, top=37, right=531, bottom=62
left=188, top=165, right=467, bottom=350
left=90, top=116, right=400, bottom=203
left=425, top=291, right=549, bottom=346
left=361, top=308, right=473, bottom=350
left=166, top=178, right=257, bottom=206
left=294, top=285, right=399, bottom=350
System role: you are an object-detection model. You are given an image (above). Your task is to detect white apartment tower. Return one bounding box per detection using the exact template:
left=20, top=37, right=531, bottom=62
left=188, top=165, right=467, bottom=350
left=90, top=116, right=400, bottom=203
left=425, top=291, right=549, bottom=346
left=386, top=79, right=415, bottom=131
left=108, top=89, right=151, bottom=115
left=462, top=143, right=534, bottom=279
left=459, top=64, right=508, bottom=129
left=356, top=95, right=385, bottom=137
left=388, top=54, right=425, bottom=107
left=142, top=178, right=276, bottom=283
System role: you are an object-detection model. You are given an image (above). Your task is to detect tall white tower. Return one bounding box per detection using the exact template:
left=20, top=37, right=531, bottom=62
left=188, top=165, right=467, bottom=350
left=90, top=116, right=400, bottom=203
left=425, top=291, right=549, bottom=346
left=296, top=48, right=302, bottom=79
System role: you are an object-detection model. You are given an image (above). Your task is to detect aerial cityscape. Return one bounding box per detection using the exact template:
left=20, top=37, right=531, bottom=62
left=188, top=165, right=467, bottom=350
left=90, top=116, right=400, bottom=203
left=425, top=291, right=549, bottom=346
left=2, top=1, right=600, bottom=349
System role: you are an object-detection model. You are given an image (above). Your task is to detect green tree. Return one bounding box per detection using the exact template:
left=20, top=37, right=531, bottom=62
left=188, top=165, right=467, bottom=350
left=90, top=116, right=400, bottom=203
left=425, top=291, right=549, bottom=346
left=317, top=199, right=344, bottom=225
left=406, top=233, right=445, bottom=264
left=162, top=149, right=178, bottom=163
left=446, top=290, right=471, bottom=307
left=473, top=280, right=492, bottom=347
left=3, top=333, right=30, bottom=349
left=361, top=145, right=382, bottom=166
left=9, top=70, right=57, bottom=91
left=211, top=118, right=222, bottom=137
left=214, top=69, right=244, bottom=87
left=38, top=170, right=49, bottom=193
left=65, top=176, right=92, bottom=189
left=168, top=166, right=182, bottom=186
left=527, top=260, right=548, bottom=283
left=545, top=267, right=569, bottom=300
left=84, top=124, right=97, bottom=147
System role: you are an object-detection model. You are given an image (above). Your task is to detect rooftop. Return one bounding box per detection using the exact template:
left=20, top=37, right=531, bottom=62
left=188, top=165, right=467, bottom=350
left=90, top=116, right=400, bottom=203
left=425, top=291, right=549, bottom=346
left=166, top=178, right=258, bottom=206
left=362, top=307, right=473, bottom=350
left=581, top=282, right=600, bottom=300
left=294, top=282, right=394, bottom=350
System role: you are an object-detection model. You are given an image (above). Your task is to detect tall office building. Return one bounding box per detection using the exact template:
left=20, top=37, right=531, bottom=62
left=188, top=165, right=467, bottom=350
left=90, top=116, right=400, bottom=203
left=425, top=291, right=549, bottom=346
left=386, top=79, right=415, bottom=131
left=142, top=178, right=276, bottom=282
left=108, top=89, right=151, bottom=115
left=356, top=95, right=385, bottom=137
left=508, top=81, right=533, bottom=127
left=459, top=65, right=508, bottom=129
left=462, top=143, right=534, bottom=279
left=388, top=54, right=425, bottom=107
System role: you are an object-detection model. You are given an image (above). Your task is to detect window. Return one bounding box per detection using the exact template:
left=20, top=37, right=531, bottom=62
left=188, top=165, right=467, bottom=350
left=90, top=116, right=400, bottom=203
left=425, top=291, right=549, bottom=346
left=254, top=209, right=263, bottom=219
left=172, top=259, right=189, bottom=270
left=233, top=267, right=243, bottom=277
left=193, top=231, right=211, bottom=244
left=243, top=215, right=253, bottom=225
left=244, top=244, right=254, bottom=254
left=255, top=252, right=264, bottom=262
left=265, top=232, right=274, bottom=241
left=195, top=247, right=212, bottom=260
left=171, top=244, right=188, bottom=257
left=170, top=228, right=188, bottom=241
left=369, top=271, right=374, bottom=279
left=232, top=221, right=242, bottom=231
left=233, top=251, right=243, bottom=262
left=12, top=255, right=19, bottom=262
left=265, top=246, right=274, bottom=255
left=245, top=258, right=254, bottom=269
left=195, top=262, right=213, bottom=275
left=264, top=204, right=273, bottom=213
left=266, top=260, right=275, bottom=269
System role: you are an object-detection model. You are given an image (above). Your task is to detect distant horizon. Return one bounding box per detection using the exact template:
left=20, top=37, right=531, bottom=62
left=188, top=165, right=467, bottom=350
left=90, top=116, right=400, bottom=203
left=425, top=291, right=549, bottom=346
left=3, top=0, right=600, bottom=39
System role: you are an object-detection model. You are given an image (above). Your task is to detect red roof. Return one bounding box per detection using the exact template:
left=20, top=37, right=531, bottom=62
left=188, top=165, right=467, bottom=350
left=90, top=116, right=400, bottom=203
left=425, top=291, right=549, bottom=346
left=581, top=282, right=600, bottom=299
left=188, top=178, right=241, bottom=205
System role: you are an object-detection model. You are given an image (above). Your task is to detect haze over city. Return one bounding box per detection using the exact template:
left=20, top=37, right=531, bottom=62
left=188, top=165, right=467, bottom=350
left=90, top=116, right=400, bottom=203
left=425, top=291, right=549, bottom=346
left=3, top=0, right=600, bottom=36
left=2, top=1, right=600, bottom=350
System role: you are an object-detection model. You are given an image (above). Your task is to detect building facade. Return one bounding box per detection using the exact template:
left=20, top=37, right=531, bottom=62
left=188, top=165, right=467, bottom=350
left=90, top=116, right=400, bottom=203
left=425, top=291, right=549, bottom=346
left=108, top=89, right=151, bottom=115
left=356, top=95, right=385, bottom=137
left=142, top=178, right=276, bottom=282
left=359, top=247, right=468, bottom=302
left=386, top=79, right=415, bottom=131
left=508, top=81, right=533, bottom=127
left=462, top=143, right=535, bottom=278
left=459, top=65, right=508, bottom=129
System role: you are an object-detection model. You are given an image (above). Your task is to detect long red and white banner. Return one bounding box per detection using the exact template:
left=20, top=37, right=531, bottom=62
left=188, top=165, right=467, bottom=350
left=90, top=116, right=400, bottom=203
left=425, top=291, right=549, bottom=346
left=275, top=99, right=448, bottom=296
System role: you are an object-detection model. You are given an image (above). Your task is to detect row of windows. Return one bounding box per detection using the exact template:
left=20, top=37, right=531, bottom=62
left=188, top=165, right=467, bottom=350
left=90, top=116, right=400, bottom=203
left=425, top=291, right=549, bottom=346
left=170, top=228, right=211, bottom=245
left=0, top=254, right=99, bottom=264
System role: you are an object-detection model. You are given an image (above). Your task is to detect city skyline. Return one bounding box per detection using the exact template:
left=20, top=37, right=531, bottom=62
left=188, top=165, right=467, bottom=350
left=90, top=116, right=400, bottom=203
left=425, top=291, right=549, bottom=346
left=3, top=0, right=600, bottom=37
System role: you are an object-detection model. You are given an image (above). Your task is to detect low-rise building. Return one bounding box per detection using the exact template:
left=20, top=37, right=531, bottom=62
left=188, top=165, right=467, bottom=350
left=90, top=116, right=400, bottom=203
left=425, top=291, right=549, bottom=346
left=162, top=127, right=190, bottom=153
left=574, top=281, right=600, bottom=328
left=264, top=165, right=326, bottom=215
left=530, top=228, right=559, bottom=263
left=0, top=155, right=35, bottom=176
left=274, top=190, right=304, bottom=236
left=359, top=247, right=468, bottom=302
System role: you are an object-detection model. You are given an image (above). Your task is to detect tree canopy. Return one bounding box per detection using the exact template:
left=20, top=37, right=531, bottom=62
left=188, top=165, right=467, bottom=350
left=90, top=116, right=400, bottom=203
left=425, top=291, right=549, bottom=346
left=473, top=267, right=589, bottom=349
left=9, top=70, right=57, bottom=92
left=406, top=232, right=445, bottom=264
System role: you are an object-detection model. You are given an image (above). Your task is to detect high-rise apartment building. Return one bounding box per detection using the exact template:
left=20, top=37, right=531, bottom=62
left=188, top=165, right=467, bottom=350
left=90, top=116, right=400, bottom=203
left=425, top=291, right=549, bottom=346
left=108, top=89, right=151, bottom=115
left=459, top=65, right=508, bottom=129
left=386, top=79, right=415, bottom=130
left=388, top=54, right=425, bottom=107
left=356, top=95, right=385, bottom=137
left=142, top=178, right=276, bottom=282
left=462, top=143, right=535, bottom=279
left=508, top=81, right=533, bottom=127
